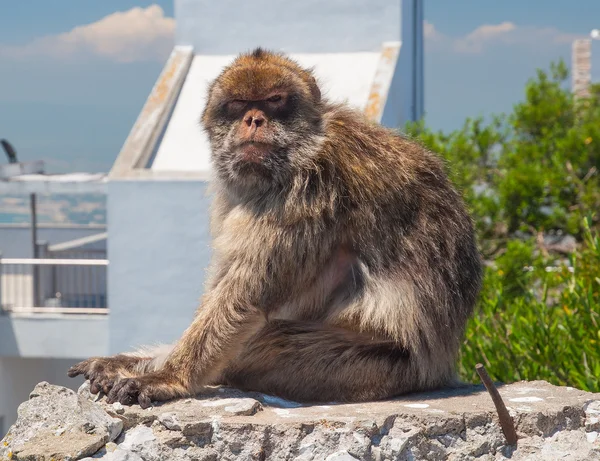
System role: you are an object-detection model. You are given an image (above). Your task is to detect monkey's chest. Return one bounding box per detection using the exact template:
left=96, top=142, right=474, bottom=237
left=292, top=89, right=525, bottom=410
left=270, top=248, right=363, bottom=322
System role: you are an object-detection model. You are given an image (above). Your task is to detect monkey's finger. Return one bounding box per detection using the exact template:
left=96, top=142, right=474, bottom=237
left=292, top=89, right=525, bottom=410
left=68, top=358, right=99, bottom=379
left=90, top=380, right=102, bottom=395
left=67, top=363, right=86, bottom=378
left=106, top=378, right=128, bottom=404
left=101, top=380, right=114, bottom=395
left=116, top=379, right=140, bottom=406
left=103, top=375, right=121, bottom=395
left=86, top=369, right=101, bottom=384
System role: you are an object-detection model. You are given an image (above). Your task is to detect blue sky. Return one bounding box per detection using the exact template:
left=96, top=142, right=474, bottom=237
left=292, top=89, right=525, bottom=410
left=1, top=1, right=599, bottom=173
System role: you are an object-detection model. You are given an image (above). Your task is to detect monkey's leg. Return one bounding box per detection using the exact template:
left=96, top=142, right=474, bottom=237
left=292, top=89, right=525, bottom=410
left=102, top=245, right=346, bottom=407
left=223, top=320, right=427, bottom=403
left=68, top=345, right=173, bottom=395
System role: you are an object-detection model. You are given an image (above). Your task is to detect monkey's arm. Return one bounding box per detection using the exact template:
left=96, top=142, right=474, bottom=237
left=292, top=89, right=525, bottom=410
left=105, top=272, right=267, bottom=407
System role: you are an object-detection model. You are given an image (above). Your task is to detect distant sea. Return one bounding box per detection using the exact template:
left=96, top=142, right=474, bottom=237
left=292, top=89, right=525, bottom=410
left=0, top=193, right=106, bottom=225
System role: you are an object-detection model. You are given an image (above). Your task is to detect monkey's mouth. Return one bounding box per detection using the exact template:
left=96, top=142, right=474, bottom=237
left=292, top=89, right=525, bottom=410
left=235, top=142, right=274, bottom=164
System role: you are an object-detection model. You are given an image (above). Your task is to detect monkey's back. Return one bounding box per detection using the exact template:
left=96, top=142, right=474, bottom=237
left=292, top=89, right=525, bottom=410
left=318, top=104, right=483, bottom=381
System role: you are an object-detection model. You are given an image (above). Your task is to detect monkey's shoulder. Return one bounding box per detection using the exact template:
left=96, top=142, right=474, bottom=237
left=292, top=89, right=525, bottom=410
left=321, top=105, right=446, bottom=186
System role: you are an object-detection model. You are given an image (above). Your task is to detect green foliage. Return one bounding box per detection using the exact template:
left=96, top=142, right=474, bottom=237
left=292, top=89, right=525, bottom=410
left=459, top=218, right=600, bottom=392
left=406, top=59, right=600, bottom=255
left=494, top=239, right=539, bottom=300
left=407, top=59, right=600, bottom=392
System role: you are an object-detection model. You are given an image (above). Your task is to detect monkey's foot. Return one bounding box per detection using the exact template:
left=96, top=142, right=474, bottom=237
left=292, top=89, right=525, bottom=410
left=68, top=355, right=148, bottom=395
left=106, top=372, right=189, bottom=409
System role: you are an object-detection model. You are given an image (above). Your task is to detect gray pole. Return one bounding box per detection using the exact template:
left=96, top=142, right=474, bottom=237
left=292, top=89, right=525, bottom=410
left=30, top=193, right=40, bottom=307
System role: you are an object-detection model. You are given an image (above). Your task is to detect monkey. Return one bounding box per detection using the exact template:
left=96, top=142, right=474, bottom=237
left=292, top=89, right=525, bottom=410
left=68, top=48, right=482, bottom=409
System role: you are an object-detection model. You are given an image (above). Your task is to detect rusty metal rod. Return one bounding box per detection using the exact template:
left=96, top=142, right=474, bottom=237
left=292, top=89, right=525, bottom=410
left=476, top=363, right=518, bottom=446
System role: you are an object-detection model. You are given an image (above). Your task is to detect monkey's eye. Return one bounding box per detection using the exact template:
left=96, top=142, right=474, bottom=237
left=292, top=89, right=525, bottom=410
left=267, top=95, right=283, bottom=103
left=227, top=100, right=247, bottom=111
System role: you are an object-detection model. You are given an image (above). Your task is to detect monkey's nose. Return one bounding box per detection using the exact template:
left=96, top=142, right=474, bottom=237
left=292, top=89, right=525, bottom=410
left=244, top=114, right=265, bottom=128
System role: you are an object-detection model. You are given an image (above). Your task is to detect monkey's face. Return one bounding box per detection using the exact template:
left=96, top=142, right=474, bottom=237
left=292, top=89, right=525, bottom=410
left=201, top=49, right=324, bottom=196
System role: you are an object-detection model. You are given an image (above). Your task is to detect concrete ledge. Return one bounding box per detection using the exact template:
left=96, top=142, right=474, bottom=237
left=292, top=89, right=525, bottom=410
left=2, top=380, right=599, bottom=460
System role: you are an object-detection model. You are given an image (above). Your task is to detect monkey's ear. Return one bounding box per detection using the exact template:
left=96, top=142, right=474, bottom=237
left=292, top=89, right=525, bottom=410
left=308, top=76, right=321, bottom=102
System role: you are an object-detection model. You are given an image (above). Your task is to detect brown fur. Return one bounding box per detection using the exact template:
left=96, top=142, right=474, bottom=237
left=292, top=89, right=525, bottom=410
left=69, top=48, right=482, bottom=408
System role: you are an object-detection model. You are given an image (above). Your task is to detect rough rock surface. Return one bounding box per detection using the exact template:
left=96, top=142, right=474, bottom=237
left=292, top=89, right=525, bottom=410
left=2, top=380, right=600, bottom=460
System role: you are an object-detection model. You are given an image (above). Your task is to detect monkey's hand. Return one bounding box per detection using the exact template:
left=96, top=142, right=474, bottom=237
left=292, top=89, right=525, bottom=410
left=106, top=371, right=189, bottom=409
left=68, top=355, right=149, bottom=396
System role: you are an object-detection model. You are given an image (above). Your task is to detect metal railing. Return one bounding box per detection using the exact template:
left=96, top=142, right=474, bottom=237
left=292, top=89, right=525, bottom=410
left=43, top=232, right=108, bottom=260
left=0, top=257, right=108, bottom=315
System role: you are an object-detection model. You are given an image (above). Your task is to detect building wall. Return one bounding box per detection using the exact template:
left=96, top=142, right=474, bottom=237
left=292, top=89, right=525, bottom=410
left=0, top=356, right=84, bottom=437
left=0, top=315, right=108, bottom=358
left=107, top=180, right=212, bottom=353
left=175, top=0, right=400, bottom=54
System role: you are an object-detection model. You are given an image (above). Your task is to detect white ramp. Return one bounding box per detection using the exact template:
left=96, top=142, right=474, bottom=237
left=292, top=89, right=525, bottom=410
left=151, top=51, right=389, bottom=172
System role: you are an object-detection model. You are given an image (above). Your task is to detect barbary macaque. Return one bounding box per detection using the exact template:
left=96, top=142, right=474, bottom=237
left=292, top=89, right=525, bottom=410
left=69, top=48, right=482, bottom=408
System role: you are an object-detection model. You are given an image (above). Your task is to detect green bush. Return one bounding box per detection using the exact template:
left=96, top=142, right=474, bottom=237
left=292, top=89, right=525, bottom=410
left=407, top=60, right=600, bottom=392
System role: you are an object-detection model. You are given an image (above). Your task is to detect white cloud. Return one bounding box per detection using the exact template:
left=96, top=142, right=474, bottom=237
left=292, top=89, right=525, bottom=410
left=0, top=5, right=175, bottom=63
left=453, top=22, right=516, bottom=53
left=0, top=8, right=581, bottom=63
left=423, top=21, right=441, bottom=41
left=426, top=21, right=583, bottom=55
